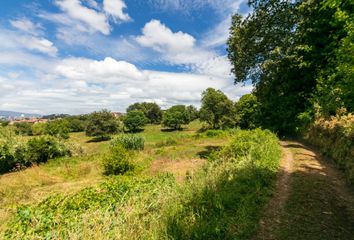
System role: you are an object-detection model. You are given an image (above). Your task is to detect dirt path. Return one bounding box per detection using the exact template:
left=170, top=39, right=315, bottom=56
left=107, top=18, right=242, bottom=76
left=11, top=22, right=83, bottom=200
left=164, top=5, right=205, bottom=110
left=256, top=141, right=354, bottom=240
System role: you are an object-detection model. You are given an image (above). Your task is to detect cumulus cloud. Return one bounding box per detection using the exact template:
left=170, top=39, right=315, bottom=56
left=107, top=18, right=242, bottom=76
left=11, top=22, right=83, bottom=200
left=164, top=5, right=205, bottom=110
left=51, top=0, right=130, bottom=35
left=55, top=57, right=145, bottom=82
left=103, top=0, right=131, bottom=22
left=136, top=20, right=231, bottom=79
left=137, top=19, right=195, bottom=53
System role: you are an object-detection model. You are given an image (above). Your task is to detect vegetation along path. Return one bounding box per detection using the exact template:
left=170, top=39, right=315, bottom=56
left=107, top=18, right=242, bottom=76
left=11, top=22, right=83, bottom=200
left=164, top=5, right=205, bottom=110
left=256, top=141, right=354, bottom=240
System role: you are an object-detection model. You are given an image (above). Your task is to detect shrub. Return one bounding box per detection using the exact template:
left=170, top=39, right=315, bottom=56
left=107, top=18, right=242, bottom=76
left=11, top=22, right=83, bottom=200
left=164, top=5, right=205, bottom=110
left=111, top=134, right=145, bottom=151
left=13, top=122, right=33, bottom=136
left=26, top=136, right=70, bottom=164
left=306, top=113, right=354, bottom=185
left=86, top=110, right=120, bottom=139
left=102, top=144, right=133, bottom=175
left=123, top=110, right=148, bottom=132
left=44, top=120, right=70, bottom=139
left=162, top=105, right=190, bottom=130
left=127, top=102, right=163, bottom=124
left=31, top=123, right=45, bottom=136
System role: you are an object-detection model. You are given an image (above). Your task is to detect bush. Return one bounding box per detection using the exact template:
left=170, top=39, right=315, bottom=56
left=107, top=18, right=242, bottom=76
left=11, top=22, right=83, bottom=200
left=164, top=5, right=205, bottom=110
left=102, top=144, right=133, bottom=175
left=44, top=120, right=70, bottom=139
left=31, top=123, right=45, bottom=136
left=123, top=110, right=148, bottom=132
left=13, top=122, right=33, bottom=136
left=86, top=110, right=120, bottom=139
left=26, top=136, right=70, bottom=164
left=111, top=134, right=145, bottom=151
left=306, top=112, right=354, bottom=185
left=162, top=105, right=190, bottom=130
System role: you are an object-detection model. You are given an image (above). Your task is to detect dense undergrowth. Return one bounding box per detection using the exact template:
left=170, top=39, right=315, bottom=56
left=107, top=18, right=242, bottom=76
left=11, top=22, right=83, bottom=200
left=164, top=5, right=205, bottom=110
left=306, top=113, right=354, bottom=185
left=3, top=129, right=281, bottom=239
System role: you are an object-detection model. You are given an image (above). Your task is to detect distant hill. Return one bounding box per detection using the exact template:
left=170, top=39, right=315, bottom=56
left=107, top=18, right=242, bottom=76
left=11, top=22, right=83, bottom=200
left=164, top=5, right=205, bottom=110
left=0, top=110, right=41, bottom=119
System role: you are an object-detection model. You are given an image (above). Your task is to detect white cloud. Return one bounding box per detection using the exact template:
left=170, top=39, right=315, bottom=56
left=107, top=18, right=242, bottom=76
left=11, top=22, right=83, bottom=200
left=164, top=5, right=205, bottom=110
left=137, top=19, right=195, bottom=53
left=55, top=57, right=145, bottom=83
left=0, top=28, right=58, bottom=58
left=10, top=18, right=42, bottom=36
left=136, top=20, right=231, bottom=79
left=19, top=36, right=58, bottom=57
left=55, top=0, right=110, bottom=35
left=50, top=0, right=130, bottom=35
left=146, top=0, right=246, bottom=14
left=136, top=19, right=214, bottom=66
left=103, top=0, right=131, bottom=22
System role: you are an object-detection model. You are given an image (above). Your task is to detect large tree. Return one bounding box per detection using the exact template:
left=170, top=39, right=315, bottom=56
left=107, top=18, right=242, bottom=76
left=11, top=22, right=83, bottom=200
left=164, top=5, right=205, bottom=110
left=127, top=102, right=162, bottom=124
left=86, top=110, right=119, bottom=139
left=199, top=88, right=234, bottom=129
left=123, top=110, right=148, bottom=132
left=227, top=0, right=353, bottom=134
left=162, top=105, right=190, bottom=130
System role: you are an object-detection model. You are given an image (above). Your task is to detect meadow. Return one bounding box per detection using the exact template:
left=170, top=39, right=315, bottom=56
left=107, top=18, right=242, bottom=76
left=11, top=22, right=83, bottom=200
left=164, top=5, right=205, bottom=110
left=0, top=121, right=281, bottom=239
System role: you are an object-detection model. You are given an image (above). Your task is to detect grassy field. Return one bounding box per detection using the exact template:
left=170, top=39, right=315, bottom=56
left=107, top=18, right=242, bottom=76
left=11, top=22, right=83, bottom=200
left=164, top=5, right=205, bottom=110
left=0, top=123, right=281, bottom=239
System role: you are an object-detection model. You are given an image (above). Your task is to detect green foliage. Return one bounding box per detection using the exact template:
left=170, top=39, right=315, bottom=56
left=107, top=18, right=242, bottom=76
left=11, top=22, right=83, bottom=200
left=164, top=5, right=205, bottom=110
left=4, top=129, right=280, bottom=239
left=111, top=134, right=145, bottom=151
left=123, top=110, right=148, bottom=132
left=127, top=102, right=162, bottom=124
left=0, top=119, right=9, bottom=127
left=31, top=123, right=45, bottom=136
left=235, top=94, right=260, bottom=129
left=26, top=136, right=70, bottom=164
left=163, top=129, right=281, bottom=239
left=102, top=144, right=133, bottom=175
left=227, top=0, right=354, bottom=134
left=13, top=122, right=33, bottom=136
left=66, top=117, right=87, bottom=132
left=44, top=119, right=70, bottom=139
left=199, top=88, right=235, bottom=129
left=186, top=105, right=199, bottom=121
left=155, top=137, right=177, bottom=147
left=86, top=110, right=120, bottom=139
left=306, top=113, right=354, bottom=185
left=162, top=105, right=190, bottom=130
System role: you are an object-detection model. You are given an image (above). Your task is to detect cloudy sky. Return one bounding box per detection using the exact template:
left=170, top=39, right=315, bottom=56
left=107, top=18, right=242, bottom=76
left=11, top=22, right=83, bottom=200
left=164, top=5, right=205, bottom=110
left=0, top=0, right=252, bottom=114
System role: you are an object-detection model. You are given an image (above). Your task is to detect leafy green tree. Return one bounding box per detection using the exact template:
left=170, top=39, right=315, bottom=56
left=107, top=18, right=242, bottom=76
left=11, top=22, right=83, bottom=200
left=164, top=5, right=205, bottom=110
left=186, top=105, right=199, bottom=121
left=66, top=117, right=87, bottom=132
left=227, top=0, right=354, bottom=134
left=235, top=94, right=260, bottom=129
left=162, top=105, right=190, bottom=130
left=31, top=123, right=45, bottom=136
left=44, top=119, right=70, bottom=139
left=199, top=88, right=235, bottom=129
left=14, top=122, right=33, bottom=136
left=123, top=110, right=148, bottom=132
left=127, top=102, right=162, bottom=124
left=86, top=110, right=119, bottom=139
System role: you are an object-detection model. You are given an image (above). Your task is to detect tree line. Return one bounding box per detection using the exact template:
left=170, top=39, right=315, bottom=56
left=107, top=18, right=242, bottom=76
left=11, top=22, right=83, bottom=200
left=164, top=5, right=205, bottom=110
left=227, top=0, right=353, bottom=135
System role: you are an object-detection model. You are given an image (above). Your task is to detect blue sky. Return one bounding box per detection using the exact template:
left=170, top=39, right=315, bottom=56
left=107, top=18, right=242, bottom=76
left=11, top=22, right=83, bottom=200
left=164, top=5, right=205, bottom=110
left=0, top=0, right=252, bottom=114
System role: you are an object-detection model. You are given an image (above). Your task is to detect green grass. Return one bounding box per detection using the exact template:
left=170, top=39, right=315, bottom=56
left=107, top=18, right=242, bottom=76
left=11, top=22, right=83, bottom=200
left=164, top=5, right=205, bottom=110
left=2, top=128, right=281, bottom=239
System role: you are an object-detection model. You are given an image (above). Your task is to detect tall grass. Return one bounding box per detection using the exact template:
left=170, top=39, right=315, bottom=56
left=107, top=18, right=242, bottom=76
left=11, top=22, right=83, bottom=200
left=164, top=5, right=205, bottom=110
left=3, top=129, right=280, bottom=239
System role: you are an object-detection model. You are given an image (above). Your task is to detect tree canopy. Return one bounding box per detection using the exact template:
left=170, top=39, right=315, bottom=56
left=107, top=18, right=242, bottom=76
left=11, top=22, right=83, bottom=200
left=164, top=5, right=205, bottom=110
left=227, top=0, right=354, bottom=135
left=199, top=88, right=234, bottom=129
left=123, top=110, right=148, bottom=132
left=127, top=102, right=162, bottom=124
left=86, top=110, right=119, bottom=139
left=162, top=105, right=190, bottom=130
